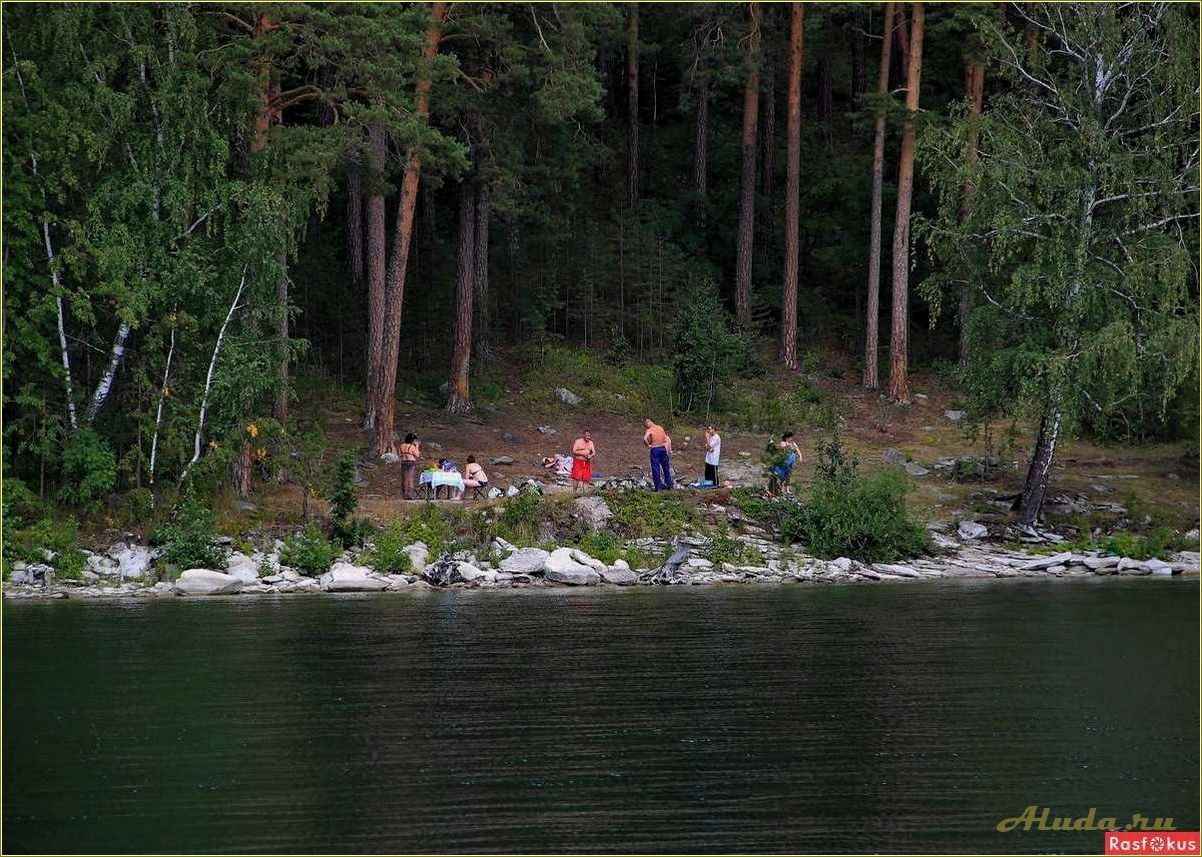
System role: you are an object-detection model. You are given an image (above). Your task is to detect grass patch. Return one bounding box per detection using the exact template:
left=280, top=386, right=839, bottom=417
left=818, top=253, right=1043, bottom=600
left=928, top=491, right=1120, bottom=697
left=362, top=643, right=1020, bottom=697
left=364, top=520, right=415, bottom=574
left=575, top=530, right=663, bottom=570
left=701, top=525, right=763, bottom=567
left=605, top=490, right=699, bottom=537
left=526, top=345, right=673, bottom=415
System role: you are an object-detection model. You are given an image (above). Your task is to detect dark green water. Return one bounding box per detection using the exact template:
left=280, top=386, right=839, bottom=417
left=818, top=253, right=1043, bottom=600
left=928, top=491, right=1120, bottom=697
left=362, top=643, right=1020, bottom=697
left=3, top=579, right=1198, bottom=854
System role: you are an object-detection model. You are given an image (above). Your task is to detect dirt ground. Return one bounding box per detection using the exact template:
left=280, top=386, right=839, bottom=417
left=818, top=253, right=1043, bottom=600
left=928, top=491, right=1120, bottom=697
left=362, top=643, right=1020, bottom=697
left=272, top=366, right=1198, bottom=533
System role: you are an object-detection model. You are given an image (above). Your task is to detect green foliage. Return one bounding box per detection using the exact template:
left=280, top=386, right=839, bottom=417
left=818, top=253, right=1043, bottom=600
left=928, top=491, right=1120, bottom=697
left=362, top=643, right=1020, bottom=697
left=702, top=525, right=763, bottom=567
left=575, top=530, right=660, bottom=570
left=779, top=436, right=929, bottom=563
left=365, top=520, right=415, bottom=574
left=495, top=492, right=545, bottom=546
left=55, top=546, right=87, bottom=581
left=280, top=524, right=340, bottom=577
left=150, top=499, right=228, bottom=571
left=670, top=280, right=750, bottom=414
left=528, top=345, right=672, bottom=415
left=329, top=451, right=361, bottom=547
left=917, top=4, right=1198, bottom=442
left=59, top=429, right=116, bottom=506
left=123, top=488, right=156, bottom=527
left=606, top=490, right=699, bottom=537
left=389, top=505, right=458, bottom=558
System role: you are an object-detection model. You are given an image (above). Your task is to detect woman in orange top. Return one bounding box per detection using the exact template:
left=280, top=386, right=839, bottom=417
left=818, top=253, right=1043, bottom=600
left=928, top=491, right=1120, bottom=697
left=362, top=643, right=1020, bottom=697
left=398, top=433, right=421, bottom=500
left=571, top=430, right=595, bottom=492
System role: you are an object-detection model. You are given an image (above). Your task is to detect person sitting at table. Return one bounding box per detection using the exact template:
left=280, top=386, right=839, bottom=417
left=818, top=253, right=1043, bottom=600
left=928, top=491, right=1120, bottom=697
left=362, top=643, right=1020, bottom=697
left=462, top=455, right=489, bottom=498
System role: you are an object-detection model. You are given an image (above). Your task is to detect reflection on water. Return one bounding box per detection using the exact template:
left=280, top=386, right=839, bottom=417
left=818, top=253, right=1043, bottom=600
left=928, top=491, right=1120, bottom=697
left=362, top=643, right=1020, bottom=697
left=4, top=579, right=1198, bottom=854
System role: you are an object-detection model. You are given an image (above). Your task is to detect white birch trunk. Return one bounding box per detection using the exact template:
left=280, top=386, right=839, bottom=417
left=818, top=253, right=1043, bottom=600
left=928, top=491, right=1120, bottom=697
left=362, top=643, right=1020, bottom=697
left=178, top=269, right=247, bottom=486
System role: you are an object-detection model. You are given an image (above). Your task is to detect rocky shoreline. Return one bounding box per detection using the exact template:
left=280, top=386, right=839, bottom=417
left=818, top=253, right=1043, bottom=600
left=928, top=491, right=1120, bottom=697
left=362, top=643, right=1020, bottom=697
left=5, top=526, right=1198, bottom=601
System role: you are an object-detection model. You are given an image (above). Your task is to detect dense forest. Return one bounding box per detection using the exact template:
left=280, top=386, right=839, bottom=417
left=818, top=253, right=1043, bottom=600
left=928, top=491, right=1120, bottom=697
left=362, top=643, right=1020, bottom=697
left=3, top=1, right=1198, bottom=531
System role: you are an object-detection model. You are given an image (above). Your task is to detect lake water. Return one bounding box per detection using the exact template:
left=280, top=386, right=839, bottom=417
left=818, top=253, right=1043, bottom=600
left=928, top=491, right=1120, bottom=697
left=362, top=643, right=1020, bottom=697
left=3, top=579, right=1198, bottom=854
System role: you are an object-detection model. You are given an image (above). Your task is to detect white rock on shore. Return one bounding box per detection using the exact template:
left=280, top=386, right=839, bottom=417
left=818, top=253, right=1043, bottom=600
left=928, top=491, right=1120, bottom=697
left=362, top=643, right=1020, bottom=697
left=174, top=569, right=243, bottom=596
left=544, top=548, right=600, bottom=585
left=319, top=563, right=389, bottom=592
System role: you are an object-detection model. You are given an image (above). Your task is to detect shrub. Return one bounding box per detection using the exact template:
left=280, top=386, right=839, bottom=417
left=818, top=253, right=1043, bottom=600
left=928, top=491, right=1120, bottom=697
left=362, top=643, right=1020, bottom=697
left=280, top=524, right=340, bottom=576
left=577, top=530, right=622, bottom=564
left=392, top=505, right=457, bottom=558
left=150, top=500, right=228, bottom=570
left=779, top=434, right=929, bottom=563
left=123, top=488, right=155, bottom=526
left=365, top=520, right=415, bottom=574
left=329, top=451, right=361, bottom=546
left=60, top=428, right=117, bottom=506
left=702, top=525, right=763, bottom=567
left=55, top=547, right=87, bottom=580
left=606, top=490, right=699, bottom=537
left=497, top=493, right=545, bottom=545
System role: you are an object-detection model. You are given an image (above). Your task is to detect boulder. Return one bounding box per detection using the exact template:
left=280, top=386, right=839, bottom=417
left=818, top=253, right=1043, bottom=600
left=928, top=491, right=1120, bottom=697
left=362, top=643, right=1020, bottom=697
left=453, top=562, right=498, bottom=585
left=174, top=569, right=243, bottom=596
left=536, top=425, right=557, bottom=435
left=544, top=548, right=600, bottom=585
left=1082, top=556, right=1120, bottom=570
left=505, top=485, right=520, bottom=497
left=1117, top=558, right=1151, bottom=576
left=380, top=452, right=400, bottom=464
left=944, top=410, right=965, bottom=421
left=958, top=521, right=989, bottom=540
left=554, top=387, right=582, bottom=406
left=1144, top=559, right=1174, bottom=575
left=875, top=564, right=921, bottom=578
left=599, top=566, right=638, bottom=585
left=545, top=565, right=600, bottom=586
left=831, top=557, right=853, bottom=573
left=568, top=548, right=607, bottom=572
left=108, top=544, right=153, bottom=579
left=903, top=461, right=929, bottom=477
left=489, top=456, right=515, bottom=466
left=487, top=487, right=503, bottom=499
left=500, top=548, right=550, bottom=575
left=403, top=542, right=430, bottom=572
left=319, top=563, right=389, bottom=592
left=883, top=448, right=908, bottom=465
left=226, top=552, right=261, bottom=584
left=574, top=496, right=613, bottom=531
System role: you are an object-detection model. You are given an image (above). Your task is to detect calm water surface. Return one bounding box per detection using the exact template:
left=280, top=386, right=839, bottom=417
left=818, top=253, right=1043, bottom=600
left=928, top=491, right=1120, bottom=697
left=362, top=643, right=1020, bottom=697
left=4, top=579, right=1198, bottom=854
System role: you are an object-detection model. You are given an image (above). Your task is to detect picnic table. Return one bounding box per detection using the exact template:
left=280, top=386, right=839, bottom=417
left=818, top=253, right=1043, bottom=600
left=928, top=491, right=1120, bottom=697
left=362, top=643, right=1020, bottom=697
left=419, top=470, right=465, bottom=500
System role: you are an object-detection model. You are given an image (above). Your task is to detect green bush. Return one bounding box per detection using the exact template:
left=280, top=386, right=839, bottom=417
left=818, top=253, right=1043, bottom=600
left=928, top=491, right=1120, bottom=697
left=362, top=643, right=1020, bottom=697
left=391, top=505, right=457, bottom=558
left=280, top=524, right=340, bottom=576
left=60, top=428, right=116, bottom=506
left=497, top=493, right=545, bottom=545
left=606, top=490, right=699, bottom=537
left=123, top=488, right=155, bottom=526
left=150, top=500, right=228, bottom=570
left=779, top=434, right=929, bottom=563
left=575, top=530, right=661, bottom=570
left=365, top=520, right=415, bottom=574
left=702, top=525, right=763, bottom=567
left=55, top=547, right=87, bottom=580
left=329, top=451, right=361, bottom=547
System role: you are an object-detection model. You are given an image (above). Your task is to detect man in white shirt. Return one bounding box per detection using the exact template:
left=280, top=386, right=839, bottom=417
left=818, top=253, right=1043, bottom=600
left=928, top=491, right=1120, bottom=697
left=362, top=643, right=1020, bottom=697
left=703, top=425, right=721, bottom=486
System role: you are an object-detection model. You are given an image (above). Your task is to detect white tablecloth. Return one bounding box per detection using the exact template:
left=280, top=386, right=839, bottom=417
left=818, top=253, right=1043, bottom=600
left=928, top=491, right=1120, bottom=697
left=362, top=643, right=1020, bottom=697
left=419, top=471, right=465, bottom=491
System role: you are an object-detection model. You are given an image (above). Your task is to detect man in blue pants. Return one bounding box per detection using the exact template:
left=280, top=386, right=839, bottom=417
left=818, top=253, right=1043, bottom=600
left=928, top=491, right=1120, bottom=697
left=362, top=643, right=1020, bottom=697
left=643, top=418, right=674, bottom=490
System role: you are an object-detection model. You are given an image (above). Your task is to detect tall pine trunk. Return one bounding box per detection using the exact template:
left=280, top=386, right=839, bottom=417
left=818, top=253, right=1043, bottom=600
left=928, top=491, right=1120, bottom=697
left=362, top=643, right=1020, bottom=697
left=863, top=1, right=896, bottom=390
left=957, top=58, right=985, bottom=368
left=759, top=55, right=776, bottom=220
left=473, top=182, right=491, bottom=368
left=373, top=1, right=447, bottom=456
left=346, top=159, right=364, bottom=286
left=780, top=3, right=805, bottom=370
left=627, top=2, right=639, bottom=207
left=734, top=1, right=762, bottom=330
left=887, top=1, right=923, bottom=405
left=693, top=76, right=709, bottom=196
left=363, top=121, right=388, bottom=429
left=446, top=181, right=476, bottom=414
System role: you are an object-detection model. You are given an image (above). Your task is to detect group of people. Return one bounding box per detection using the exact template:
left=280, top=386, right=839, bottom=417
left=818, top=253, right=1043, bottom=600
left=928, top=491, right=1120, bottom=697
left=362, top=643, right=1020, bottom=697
left=397, top=433, right=489, bottom=500
left=561, top=420, right=724, bottom=493
left=397, top=421, right=804, bottom=501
